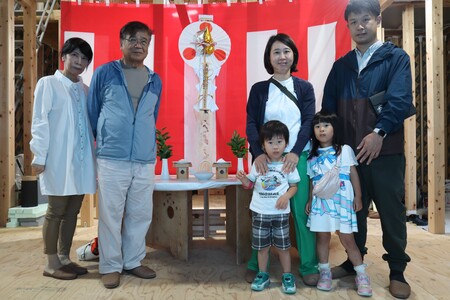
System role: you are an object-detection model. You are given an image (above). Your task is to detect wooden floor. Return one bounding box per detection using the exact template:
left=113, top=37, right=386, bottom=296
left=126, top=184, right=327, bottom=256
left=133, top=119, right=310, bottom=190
left=1, top=198, right=450, bottom=300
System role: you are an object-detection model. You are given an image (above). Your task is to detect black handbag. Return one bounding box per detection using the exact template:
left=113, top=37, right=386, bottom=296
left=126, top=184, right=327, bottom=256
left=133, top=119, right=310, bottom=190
left=369, top=91, right=416, bottom=118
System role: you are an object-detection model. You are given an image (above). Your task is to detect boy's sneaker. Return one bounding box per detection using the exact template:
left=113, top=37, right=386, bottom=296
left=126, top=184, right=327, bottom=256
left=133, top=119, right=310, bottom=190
left=355, top=273, right=373, bottom=297
left=281, top=273, right=296, bottom=294
left=317, top=269, right=332, bottom=291
left=251, top=272, right=270, bottom=291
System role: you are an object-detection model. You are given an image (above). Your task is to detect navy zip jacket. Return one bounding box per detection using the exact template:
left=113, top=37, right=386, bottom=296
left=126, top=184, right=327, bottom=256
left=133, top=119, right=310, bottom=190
left=246, top=76, right=315, bottom=159
left=322, top=42, right=413, bottom=155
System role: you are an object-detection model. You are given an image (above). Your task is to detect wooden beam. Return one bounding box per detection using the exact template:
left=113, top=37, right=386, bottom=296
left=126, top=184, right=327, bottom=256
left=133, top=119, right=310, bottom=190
left=402, top=5, right=418, bottom=214
left=389, top=0, right=450, bottom=7
left=0, top=0, right=15, bottom=226
left=21, top=0, right=37, bottom=176
left=381, top=0, right=396, bottom=11
left=425, top=0, right=445, bottom=233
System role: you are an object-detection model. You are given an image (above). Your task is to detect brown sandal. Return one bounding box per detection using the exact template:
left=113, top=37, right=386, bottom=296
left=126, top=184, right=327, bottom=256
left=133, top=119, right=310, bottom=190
left=43, top=267, right=77, bottom=280
left=62, top=262, right=88, bottom=275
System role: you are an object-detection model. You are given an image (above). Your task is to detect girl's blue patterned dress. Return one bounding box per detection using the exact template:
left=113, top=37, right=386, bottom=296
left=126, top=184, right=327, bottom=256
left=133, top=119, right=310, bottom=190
left=306, top=145, right=358, bottom=233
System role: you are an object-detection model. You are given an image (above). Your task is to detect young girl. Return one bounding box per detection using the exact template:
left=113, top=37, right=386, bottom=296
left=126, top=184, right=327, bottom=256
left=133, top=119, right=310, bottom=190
left=305, top=111, right=372, bottom=297
left=237, top=120, right=300, bottom=294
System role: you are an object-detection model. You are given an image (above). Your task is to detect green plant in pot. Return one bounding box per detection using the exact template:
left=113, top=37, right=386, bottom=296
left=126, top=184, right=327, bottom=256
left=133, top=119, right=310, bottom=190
left=156, top=127, right=173, bottom=160
left=227, top=130, right=248, bottom=171
left=227, top=130, right=248, bottom=158
left=156, top=127, right=173, bottom=179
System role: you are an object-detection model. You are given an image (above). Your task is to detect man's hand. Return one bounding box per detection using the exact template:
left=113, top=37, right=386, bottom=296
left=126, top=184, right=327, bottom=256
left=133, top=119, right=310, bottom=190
left=356, top=132, right=383, bottom=165
left=282, top=152, right=299, bottom=174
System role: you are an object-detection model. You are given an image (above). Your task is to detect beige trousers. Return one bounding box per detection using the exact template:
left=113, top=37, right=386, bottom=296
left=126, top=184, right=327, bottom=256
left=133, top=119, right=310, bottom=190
left=42, top=195, right=84, bottom=255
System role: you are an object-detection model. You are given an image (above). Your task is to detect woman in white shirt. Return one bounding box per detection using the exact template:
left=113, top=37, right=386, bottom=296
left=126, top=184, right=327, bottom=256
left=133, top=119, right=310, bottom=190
left=30, top=37, right=96, bottom=280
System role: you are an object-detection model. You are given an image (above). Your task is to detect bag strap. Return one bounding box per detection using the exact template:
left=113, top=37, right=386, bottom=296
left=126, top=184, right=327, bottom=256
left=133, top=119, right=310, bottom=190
left=269, top=77, right=298, bottom=105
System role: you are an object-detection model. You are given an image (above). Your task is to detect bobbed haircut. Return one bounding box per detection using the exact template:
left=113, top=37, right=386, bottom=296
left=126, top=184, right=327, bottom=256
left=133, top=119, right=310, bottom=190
left=259, top=120, right=290, bottom=146
left=308, top=110, right=343, bottom=160
left=344, top=0, right=380, bottom=21
left=120, top=21, right=153, bottom=40
left=61, top=37, right=93, bottom=64
left=263, top=33, right=299, bottom=75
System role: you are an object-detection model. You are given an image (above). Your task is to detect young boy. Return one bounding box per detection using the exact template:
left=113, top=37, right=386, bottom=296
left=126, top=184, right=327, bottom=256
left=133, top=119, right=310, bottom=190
left=236, top=120, right=300, bottom=294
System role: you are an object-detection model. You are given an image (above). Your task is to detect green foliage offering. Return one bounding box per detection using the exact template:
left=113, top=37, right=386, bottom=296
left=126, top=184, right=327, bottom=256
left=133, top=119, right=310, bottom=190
left=227, top=130, right=248, bottom=158
left=156, top=127, right=173, bottom=160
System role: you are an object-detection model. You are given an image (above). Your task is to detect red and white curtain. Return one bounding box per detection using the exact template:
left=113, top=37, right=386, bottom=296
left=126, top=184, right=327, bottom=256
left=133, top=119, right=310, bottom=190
left=61, top=0, right=350, bottom=174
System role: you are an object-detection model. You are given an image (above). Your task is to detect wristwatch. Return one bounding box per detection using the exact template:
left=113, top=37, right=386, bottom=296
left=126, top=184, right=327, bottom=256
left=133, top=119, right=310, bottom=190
left=373, top=128, right=387, bottom=138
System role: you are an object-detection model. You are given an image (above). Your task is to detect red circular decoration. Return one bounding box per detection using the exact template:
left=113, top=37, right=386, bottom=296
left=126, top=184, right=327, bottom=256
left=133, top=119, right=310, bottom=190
left=199, top=22, right=213, bottom=33
left=214, top=49, right=227, bottom=61
left=183, top=47, right=196, bottom=60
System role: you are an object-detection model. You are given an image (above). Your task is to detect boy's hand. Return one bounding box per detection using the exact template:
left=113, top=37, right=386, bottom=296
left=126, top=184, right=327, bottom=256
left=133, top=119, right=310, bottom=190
left=236, top=170, right=247, bottom=181
left=275, top=194, right=289, bottom=210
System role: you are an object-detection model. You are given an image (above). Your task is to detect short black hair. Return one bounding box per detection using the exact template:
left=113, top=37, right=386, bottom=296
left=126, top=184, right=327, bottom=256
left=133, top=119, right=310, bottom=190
left=61, top=37, right=93, bottom=64
left=260, top=120, right=290, bottom=146
left=344, top=0, right=380, bottom=21
left=120, top=21, right=153, bottom=40
left=308, top=110, right=343, bottom=160
left=263, top=33, right=299, bottom=74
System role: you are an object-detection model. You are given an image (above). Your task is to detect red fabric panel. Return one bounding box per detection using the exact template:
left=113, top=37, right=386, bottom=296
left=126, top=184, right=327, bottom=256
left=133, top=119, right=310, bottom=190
left=61, top=1, right=350, bottom=174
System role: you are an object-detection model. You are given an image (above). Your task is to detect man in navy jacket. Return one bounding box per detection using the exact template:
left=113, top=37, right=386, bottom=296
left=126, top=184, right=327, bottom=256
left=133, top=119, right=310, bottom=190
left=321, top=1, right=413, bottom=298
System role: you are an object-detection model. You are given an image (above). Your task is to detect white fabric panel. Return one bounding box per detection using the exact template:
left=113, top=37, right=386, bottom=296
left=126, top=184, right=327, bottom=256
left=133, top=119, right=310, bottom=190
left=307, top=22, right=336, bottom=112
left=144, top=36, right=155, bottom=71
left=246, top=30, right=276, bottom=98
left=245, top=30, right=276, bottom=169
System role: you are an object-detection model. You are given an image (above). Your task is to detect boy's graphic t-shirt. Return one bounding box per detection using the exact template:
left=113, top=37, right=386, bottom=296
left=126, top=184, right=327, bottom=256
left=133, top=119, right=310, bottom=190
left=247, top=161, right=300, bottom=215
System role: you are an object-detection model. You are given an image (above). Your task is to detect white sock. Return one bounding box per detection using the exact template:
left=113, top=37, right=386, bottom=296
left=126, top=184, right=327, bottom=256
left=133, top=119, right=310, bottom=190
left=58, top=254, right=72, bottom=265
left=318, top=263, right=330, bottom=271
left=353, top=263, right=367, bottom=274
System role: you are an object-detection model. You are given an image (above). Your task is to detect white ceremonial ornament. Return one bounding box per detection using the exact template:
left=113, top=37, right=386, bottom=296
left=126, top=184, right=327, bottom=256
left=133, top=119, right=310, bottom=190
left=178, top=16, right=231, bottom=173
left=178, top=17, right=231, bottom=112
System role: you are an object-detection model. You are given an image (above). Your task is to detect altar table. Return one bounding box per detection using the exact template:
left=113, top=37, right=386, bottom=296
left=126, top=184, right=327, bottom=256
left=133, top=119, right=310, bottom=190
left=146, top=175, right=253, bottom=264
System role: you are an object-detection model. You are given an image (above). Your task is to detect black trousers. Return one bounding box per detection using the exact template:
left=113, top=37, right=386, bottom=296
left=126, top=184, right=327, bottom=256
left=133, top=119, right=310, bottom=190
left=355, top=154, right=411, bottom=272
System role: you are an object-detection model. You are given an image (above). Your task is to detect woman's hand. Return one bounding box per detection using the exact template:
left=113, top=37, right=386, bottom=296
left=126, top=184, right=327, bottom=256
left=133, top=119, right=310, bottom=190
left=32, top=164, right=45, bottom=175
left=282, top=152, right=299, bottom=173
left=254, top=154, right=270, bottom=175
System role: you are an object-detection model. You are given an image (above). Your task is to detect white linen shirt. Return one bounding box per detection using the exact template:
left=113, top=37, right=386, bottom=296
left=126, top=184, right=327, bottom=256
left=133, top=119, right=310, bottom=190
left=30, top=70, right=96, bottom=195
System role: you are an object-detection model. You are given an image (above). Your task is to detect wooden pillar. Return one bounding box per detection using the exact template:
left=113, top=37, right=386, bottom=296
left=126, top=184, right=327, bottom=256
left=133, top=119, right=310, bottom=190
left=20, top=0, right=37, bottom=176
left=0, top=0, right=15, bottom=226
left=425, top=0, right=445, bottom=233
left=402, top=5, right=417, bottom=213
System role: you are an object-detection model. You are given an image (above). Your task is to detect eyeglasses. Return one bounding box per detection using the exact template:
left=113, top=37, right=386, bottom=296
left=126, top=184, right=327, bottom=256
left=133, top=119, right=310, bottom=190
left=68, top=52, right=90, bottom=63
left=124, top=37, right=149, bottom=47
